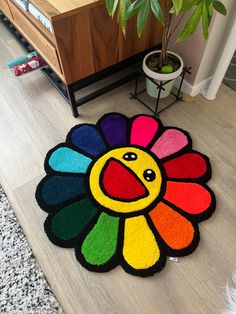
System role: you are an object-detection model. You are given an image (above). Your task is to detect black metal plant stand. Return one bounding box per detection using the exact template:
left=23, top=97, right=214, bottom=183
left=130, top=66, right=191, bottom=116
left=0, top=12, right=163, bottom=118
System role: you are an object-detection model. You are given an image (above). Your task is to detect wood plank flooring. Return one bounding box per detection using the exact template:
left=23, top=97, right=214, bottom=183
left=0, top=22, right=236, bottom=314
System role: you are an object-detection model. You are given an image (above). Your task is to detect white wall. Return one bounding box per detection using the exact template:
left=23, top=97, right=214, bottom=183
left=171, top=0, right=235, bottom=96
left=195, top=0, right=235, bottom=85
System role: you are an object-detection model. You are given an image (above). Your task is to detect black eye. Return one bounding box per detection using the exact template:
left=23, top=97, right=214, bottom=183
left=143, top=169, right=156, bottom=182
left=123, top=152, right=137, bottom=161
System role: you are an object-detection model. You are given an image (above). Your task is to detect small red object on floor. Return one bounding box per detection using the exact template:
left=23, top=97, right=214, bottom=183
left=13, top=57, right=46, bottom=76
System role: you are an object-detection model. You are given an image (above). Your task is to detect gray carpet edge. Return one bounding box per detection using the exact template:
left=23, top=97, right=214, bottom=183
left=0, top=185, right=64, bottom=314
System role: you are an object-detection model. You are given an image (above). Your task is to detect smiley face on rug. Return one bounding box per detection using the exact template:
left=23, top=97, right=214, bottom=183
left=89, top=146, right=164, bottom=214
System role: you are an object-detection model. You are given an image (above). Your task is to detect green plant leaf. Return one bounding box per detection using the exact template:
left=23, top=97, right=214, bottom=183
left=126, top=0, right=144, bottom=19
left=208, top=1, right=213, bottom=16
left=172, top=0, right=184, bottom=13
left=170, top=0, right=200, bottom=13
left=182, top=0, right=200, bottom=11
left=202, top=0, right=209, bottom=39
left=150, top=0, right=163, bottom=24
left=177, top=3, right=202, bottom=41
left=213, top=0, right=227, bottom=15
left=137, top=0, right=151, bottom=37
left=112, top=0, right=119, bottom=16
left=119, top=0, right=130, bottom=34
left=105, top=0, right=118, bottom=16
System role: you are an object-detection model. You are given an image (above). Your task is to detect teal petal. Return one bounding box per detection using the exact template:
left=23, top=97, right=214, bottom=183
left=39, top=175, right=86, bottom=208
left=48, top=147, right=92, bottom=173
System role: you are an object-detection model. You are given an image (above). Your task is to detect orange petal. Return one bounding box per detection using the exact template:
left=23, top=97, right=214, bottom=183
left=149, top=202, right=195, bottom=250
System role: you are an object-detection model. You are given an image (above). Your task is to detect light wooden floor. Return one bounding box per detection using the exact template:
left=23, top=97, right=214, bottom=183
left=0, top=22, right=236, bottom=314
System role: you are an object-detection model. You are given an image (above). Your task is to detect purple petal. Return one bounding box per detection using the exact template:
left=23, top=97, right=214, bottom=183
left=99, top=113, right=128, bottom=147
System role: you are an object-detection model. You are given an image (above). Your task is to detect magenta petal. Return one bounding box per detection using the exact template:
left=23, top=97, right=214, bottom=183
left=130, top=116, right=159, bottom=147
left=151, top=129, right=188, bottom=159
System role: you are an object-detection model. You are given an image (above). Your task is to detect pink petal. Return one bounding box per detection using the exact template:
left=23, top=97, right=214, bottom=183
left=130, top=116, right=159, bottom=147
left=151, top=129, right=188, bottom=159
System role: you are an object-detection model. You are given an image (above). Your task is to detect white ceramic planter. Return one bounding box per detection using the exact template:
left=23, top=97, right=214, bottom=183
left=142, top=50, right=184, bottom=99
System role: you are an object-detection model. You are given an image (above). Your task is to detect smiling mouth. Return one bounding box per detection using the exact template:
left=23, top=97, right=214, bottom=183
left=100, top=158, right=149, bottom=202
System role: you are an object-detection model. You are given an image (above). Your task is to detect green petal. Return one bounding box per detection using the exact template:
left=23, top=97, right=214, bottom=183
left=81, top=212, right=119, bottom=265
left=50, top=198, right=98, bottom=241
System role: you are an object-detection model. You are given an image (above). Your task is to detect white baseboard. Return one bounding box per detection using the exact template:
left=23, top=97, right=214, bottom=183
left=174, top=76, right=213, bottom=97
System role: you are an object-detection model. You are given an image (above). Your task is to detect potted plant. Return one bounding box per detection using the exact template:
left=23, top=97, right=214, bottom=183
left=105, top=0, right=227, bottom=98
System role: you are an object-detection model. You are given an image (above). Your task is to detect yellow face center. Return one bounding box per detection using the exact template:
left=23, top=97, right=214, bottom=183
left=89, top=147, right=163, bottom=215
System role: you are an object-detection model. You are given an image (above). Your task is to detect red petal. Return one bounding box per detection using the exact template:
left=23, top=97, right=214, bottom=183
left=163, top=153, right=208, bottom=179
left=164, top=181, right=212, bottom=214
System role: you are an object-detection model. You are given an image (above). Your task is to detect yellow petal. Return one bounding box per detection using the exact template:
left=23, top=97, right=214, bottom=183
left=123, top=215, right=160, bottom=269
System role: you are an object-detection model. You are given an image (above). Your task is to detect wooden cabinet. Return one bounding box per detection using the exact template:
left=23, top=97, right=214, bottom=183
left=0, top=0, right=163, bottom=85
left=0, top=0, right=12, bottom=18
left=8, top=1, right=63, bottom=76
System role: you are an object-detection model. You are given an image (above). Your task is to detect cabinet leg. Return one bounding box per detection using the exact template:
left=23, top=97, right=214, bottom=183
left=67, top=86, right=78, bottom=117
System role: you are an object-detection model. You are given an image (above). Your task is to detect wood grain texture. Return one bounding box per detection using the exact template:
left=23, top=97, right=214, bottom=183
left=53, top=9, right=95, bottom=84
left=0, top=0, right=13, bottom=18
left=89, top=5, right=119, bottom=71
left=0, top=23, right=236, bottom=314
left=29, top=0, right=103, bottom=20
left=119, top=17, right=149, bottom=61
left=0, top=73, right=44, bottom=189
left=52, top=4, right=163, bottom=84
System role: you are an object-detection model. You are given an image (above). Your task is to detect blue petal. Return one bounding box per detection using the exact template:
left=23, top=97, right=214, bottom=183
left=40, top=175, right=86, bottom=207
left=48, top=147, right=92, bottom=173
left=69, top=125, right=107, bottom=157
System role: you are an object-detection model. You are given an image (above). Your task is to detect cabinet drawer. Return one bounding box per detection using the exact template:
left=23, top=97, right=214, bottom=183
left=9, top=1, right=62, bottom=76
left=0, top=0, right=13, bottom=18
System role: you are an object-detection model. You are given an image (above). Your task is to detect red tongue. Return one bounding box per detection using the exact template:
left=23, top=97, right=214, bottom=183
left=101, top=159, right=148, bottom=201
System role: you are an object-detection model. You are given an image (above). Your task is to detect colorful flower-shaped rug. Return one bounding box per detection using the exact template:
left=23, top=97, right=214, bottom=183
left=36, top=113, right=215, bottom=277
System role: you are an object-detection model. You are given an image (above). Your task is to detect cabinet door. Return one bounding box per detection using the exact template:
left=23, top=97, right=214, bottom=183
left=0, top=0, right=13, bottom=19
